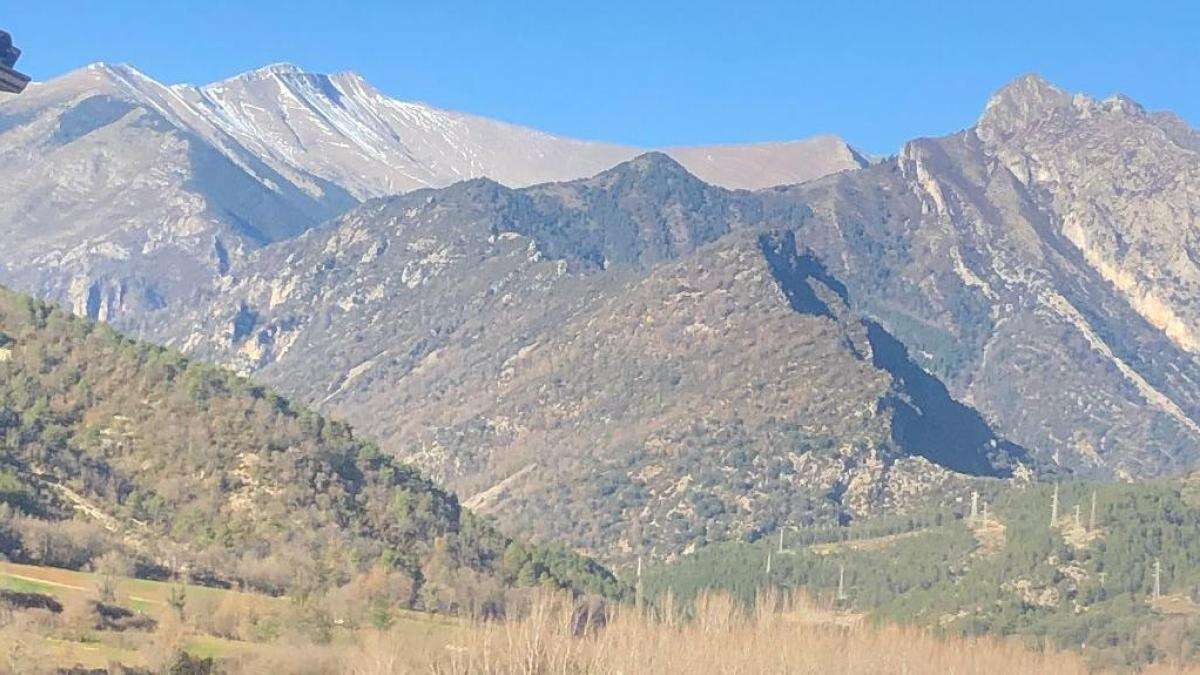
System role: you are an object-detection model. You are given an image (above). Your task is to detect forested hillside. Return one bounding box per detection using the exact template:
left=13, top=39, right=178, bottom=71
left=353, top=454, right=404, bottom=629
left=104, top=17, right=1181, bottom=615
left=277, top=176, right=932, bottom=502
left=0, top=285, right=620, bottom=616
left=647, top=478, right=1200, bottom=668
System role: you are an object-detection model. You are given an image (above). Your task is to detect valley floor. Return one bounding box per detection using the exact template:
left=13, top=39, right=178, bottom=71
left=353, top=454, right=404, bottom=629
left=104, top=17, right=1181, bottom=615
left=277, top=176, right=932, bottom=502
left=0, top=561, right=461, bottom=672
left=2, top=561, right=1188, bottom=673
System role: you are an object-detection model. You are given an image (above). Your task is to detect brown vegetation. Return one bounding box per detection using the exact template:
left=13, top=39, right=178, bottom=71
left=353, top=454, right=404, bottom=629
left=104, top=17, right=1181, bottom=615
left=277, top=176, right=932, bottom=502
left=3, top=556, right=1198, bottom=674
left=0, top=285, right=621, bottom=611
left=223, top=589, right=1155, bottom=674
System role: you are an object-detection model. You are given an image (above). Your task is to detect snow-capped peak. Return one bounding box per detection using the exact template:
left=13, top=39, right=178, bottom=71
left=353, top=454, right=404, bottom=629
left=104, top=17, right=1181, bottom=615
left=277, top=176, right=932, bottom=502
left=17, top=62, right=865, bottom=203
left=135, top=63, right=639, bottom=200
left=255, top=62, right=304, bottom=75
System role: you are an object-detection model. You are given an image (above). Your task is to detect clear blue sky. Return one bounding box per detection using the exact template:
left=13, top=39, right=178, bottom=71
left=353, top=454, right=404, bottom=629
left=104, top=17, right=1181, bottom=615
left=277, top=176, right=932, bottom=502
left=6, top=1, right=1199, bottom=154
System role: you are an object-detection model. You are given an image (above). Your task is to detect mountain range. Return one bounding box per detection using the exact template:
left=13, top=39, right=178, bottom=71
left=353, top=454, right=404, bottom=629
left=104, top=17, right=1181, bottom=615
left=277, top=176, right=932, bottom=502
left=4, top=67, right=1200, bottom=563
left=0, top=63, right=863, bottom=329
left=160, top=155, right=1027, bottom=559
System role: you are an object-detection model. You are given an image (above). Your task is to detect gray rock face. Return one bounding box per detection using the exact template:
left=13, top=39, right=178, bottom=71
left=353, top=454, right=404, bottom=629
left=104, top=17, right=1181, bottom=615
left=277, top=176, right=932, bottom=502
left=977, top=76, right=1200, bottom=357
left=782, top=75, right=1200, bottom=480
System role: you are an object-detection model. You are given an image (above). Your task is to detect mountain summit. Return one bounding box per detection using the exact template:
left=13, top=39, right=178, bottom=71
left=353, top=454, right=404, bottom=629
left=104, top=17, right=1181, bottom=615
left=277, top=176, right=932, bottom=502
left=665, top=135, right=869, bottom=190
left=168, top=62, right=637, bottom=199
left=976, top=73, right=1074, bottom=140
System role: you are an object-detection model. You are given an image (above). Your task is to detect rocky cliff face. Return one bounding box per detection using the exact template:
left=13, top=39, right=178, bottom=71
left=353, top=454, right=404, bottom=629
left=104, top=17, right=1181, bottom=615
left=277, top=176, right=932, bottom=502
left=976, top=75, right=1200, bottom=356
left=782, top=75, right=1200, bottom=480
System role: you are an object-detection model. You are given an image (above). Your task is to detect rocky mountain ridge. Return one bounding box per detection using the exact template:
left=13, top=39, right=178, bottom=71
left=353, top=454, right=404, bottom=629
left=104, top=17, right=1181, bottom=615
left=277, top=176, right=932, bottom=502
left=155, top=74, right=1200, bottom=556
left=781, top=74, right=1200, bottom=481
left=0, top=62, right=863, bottom=330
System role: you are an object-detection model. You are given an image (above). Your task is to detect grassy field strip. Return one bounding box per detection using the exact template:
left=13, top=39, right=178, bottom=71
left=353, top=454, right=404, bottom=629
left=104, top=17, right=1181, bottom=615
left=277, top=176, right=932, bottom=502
left=0, top=560, right=474, bottom=670
left=808, top=528, right=929, bottom=555
left=0, top=561, right=462, bottom=626
left=3, top=570, right=84, bottom=592
left=45, top=637, right=109, bottom=653
left=0, top=562, right=274, bottom=668
left=1, top=569, right=164, bottom=605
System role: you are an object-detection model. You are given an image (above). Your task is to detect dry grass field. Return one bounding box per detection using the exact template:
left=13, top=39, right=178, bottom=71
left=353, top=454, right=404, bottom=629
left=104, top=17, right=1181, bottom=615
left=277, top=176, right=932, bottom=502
left=2, top=562, right=1198, bottom=673
left=344, top=590, right=1189, bottom=675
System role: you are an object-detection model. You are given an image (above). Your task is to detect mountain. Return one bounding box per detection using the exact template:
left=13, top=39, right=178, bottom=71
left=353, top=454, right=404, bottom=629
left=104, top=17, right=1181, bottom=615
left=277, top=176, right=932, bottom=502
left=143, top=62, right=640, bottom=200
left=72, top=61, right=864, bottom=198
left=665, top=135, right=869, bottom=190
left=0, top=63, right=861, bottom=331
left=0, top=64, right=357, bottom=328
left=0, top=61, right=631, bottom=330
left=160, top=153, right=1028, bottom=561
left=780, top=75, right=1200, bottom=481
left=0, top=284, right=620, bottom=608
